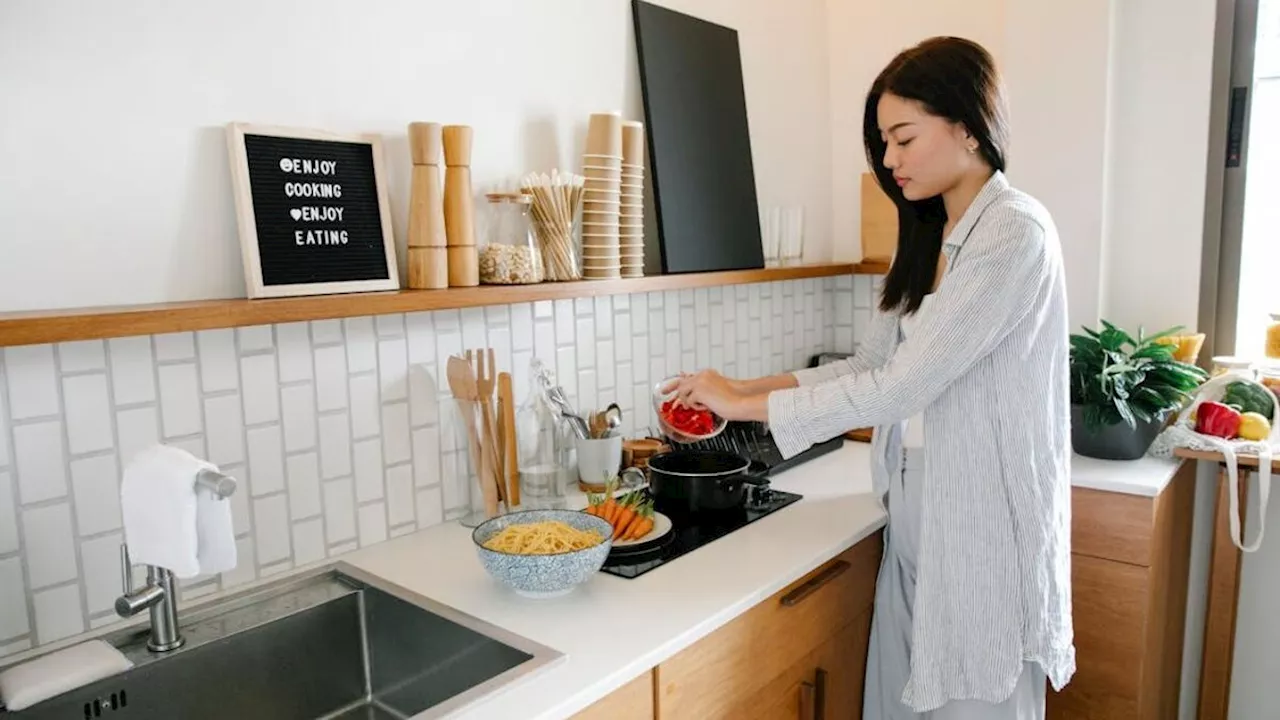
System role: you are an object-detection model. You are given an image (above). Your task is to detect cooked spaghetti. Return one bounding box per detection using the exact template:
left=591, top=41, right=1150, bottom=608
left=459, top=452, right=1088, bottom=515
left=482, top=520, right=604, bottom=555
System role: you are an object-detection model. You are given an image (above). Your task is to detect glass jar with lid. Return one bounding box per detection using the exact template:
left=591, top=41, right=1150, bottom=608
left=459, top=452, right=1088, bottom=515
left=479, top=192, right=544, bottom=285
left=1266, top=313, right=1280, bottom=360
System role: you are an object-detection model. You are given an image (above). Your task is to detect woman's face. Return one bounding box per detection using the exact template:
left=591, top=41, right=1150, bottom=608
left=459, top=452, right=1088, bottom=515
left=877, top=92, right=978, bottom=201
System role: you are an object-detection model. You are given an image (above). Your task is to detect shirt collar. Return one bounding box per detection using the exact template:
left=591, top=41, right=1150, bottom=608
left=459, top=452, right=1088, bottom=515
left=943, top=170, right=1008, bottom=249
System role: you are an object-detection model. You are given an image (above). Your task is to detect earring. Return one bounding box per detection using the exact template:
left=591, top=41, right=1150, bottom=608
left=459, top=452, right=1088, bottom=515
left=967, top=144, right=977, bottom=155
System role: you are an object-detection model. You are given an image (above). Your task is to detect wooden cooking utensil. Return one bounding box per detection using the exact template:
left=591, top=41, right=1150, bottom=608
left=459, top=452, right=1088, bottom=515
left=473, top=348, right=505, bottom=505
left=446, top=355, right=499, bottom=518
left=498, top=371, right=519, bottom=507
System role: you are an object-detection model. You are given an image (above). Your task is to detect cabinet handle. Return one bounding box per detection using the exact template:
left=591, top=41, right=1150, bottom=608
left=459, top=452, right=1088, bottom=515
left=799, top=681, right=816, bottom=719
left=815, top=667, right=827, bottom=720
left=780, top=560, right=850, bottom=607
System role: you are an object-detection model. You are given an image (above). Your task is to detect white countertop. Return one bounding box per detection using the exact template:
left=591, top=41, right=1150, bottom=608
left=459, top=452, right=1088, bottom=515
left=344, top=442, right=886, bottom=720
left=1069, top=452, right=1185, bottom=497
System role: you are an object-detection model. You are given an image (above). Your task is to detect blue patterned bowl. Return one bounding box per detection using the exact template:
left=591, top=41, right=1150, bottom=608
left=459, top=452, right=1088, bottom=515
left=471, top=509, right=614, bottom=598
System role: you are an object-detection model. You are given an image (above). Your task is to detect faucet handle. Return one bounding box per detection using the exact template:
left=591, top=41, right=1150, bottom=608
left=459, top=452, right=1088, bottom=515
left=120, top=543, right=133, bottom=594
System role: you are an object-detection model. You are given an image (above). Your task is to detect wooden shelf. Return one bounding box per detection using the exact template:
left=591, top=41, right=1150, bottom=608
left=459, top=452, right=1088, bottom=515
left=0, top=262, right=887, bottom=347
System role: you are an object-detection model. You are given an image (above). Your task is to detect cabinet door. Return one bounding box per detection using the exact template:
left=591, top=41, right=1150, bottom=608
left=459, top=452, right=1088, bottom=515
left=573, top=670, right=654, bottom=720
left=744, top=607, right=872, bottom=720
left=656, top=533, right=882, bottom=719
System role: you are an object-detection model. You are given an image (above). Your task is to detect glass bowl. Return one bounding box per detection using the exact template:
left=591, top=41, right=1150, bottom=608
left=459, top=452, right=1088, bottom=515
left=652, top=376, right=728, bottom=443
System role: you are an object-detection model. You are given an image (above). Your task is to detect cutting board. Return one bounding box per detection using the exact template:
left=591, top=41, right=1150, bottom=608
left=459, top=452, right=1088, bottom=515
left=860, top=173, right=897, bottom=263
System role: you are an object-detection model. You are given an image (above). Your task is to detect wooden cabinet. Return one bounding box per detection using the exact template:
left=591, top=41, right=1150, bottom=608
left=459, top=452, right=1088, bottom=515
left=655, top=532, right=883, bottom=719
left=572, top=671, right=655, bottom=720
left=1047, top=461, right=1196, bottom=720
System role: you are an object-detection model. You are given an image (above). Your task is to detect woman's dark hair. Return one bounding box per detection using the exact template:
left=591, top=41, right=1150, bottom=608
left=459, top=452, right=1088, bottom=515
left=863, top=36, right=1009, bottom=314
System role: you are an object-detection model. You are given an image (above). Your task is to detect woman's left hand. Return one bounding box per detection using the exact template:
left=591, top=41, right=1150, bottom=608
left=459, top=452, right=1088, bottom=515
left=670, top=369, right=764, bottom=422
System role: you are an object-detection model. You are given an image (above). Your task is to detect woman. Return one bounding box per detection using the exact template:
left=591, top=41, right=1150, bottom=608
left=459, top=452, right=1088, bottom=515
left=669, top=37, right=1074, bottom=719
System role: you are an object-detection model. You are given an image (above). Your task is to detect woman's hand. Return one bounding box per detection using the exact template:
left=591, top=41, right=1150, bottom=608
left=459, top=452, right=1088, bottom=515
left=666, top=369, right=769, bottom=422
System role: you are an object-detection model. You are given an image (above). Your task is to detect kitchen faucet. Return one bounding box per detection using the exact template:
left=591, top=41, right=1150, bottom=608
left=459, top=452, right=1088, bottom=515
left=115, top=468, right=237, bottom=652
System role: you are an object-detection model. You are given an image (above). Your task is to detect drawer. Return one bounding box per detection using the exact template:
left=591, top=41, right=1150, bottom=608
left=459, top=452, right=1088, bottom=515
left=1071, top=486, right=1154, bottom=566
left=657, top=532, right=883, bottom=719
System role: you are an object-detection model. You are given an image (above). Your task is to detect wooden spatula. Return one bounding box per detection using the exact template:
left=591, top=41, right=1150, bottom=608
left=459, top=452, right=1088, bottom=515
left=498, top=371, right=519, bottom=506
left=446, top=355, right=499, bottom=518
left=474, top=348, right=505, bottom=504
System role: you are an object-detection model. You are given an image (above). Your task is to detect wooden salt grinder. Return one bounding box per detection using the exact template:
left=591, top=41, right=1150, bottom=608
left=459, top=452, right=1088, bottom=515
left=407, top=122, right=448, bottom=289
left=443, top=125, right=478, bottom=287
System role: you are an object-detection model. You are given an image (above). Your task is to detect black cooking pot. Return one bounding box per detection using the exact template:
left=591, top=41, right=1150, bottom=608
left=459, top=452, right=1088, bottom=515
left=647, top=450, right=768, bottom=512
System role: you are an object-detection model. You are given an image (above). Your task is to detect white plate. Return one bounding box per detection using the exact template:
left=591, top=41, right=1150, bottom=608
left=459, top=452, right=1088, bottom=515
left=612, top=511, right=673, bottom=548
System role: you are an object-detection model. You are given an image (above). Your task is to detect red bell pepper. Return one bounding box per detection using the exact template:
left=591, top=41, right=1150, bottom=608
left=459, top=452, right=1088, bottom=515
left=1195, top=400, right=1242, bottom=439
left=661, top=398, right=716, bottom=436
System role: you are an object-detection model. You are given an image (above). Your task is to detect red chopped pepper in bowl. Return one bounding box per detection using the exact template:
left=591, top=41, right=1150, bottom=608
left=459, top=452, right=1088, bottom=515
left=653, top=377, right=728, bottom=443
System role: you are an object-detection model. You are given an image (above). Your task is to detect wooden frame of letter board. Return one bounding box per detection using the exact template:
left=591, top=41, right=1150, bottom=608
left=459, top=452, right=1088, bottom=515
left=226, top=122, right=401, bottom=299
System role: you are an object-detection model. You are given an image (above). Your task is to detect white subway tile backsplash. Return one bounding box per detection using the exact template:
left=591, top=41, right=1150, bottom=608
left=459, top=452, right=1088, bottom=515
left=14, top=421, right=68, bottom=504
left=318, top=413, right=352, bottom=479
left=58, top=341, right=106, bottom=373
left=0, top=276, right=861, bottom=660
left=286, top=453, right=321, bottom=521
left=81, top=533, right=123, bottom=615
left=204, top=394, right=245, bottom=466
left=276, top=323, right=313, bottom=383
left=311, top=319, right=343, bottom=345
left=5, top=345, right=59, bottom=419
left=33, top=585, right=83, bottom=644
left=0, top=472, right=16, bottom=553
left=376, top=314, right=405, bottom=339
left=240, top=355, right=280, bottom=425
left=314, top=345, right=349, bottom=412
left=116, top=406, right=159, bottom=467
left=0, top=558, right=30, bottom=639
left=358, top=503, right=388, bottom=547
left=387, top=466, right=414, bottom=527
left=197, top=329, right=238, bottom=393
left=238, top=326, right=274, bottom=352
left=158, top=364, right=202, bottom=438
left=153, top=332, right=196, bottom=363
left=292, top=518, right=326, bottom=566
left=281, top=384, right=317, bottom=453
left=69, top=454, right=121, bottom=537
left=253, top=494, right=290, bottom=565
left=344, top=318, right=377, bottom=373
left=354, top=439, right=384, bottom=502
left=349, top=374, right=381, bottom=439
left=382, top=404, right=411, bottom=466
left=62, top=374, right=113, bottom=455
left=108, top=337, right=155, bottom=406
left=379, top=339, right=408, bottom=402
left=323, top=479, right=357, bottom=543
left=246, top=426, right=285, bottom=496
left=23, top=503, right=78, bottom=589
left=416, top=486, right=443, bottom=529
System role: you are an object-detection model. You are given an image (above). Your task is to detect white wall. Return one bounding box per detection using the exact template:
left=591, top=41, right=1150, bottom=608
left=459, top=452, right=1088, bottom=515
left=824, top=0, right=1006, bottom=264
left=1101, top=0, right=1219, bottom=334
left=0, top=0, right=833, bottom=312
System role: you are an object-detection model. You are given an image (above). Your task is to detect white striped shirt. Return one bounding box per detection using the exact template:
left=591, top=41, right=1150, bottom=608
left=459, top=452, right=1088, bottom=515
left=768, top=171, right=1075, bottom=710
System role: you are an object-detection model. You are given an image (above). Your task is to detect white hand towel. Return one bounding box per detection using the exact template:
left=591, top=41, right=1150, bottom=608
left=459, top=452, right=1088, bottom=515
left=0, top=640, right=133, bottom=711
left=195, top=474, right=237, bottom=575
left=121, top=445, right=208, bottom=579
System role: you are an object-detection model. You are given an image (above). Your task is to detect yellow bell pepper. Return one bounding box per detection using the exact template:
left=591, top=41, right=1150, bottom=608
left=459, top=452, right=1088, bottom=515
left=1237, top=412, right=1271, bottom=441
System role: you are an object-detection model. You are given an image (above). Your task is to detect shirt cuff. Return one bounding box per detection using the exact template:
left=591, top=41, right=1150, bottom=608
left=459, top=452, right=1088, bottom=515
left=790, top=367, right=831, bottom=387
left=766, top=388, right=813, bottom=459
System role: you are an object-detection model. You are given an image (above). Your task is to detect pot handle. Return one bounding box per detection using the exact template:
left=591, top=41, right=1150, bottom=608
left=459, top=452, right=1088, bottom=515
left=740, top=469, right=770, bottom=487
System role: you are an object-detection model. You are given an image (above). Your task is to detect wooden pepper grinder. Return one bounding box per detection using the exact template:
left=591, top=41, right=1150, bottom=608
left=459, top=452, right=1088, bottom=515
left=407, top=122, right=449, bottom=289
left=443, top=125, right=479, bottom=287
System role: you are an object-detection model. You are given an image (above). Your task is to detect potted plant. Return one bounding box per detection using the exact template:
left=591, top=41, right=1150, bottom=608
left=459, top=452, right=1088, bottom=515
left=1069, top=321, right=1209, bottom=460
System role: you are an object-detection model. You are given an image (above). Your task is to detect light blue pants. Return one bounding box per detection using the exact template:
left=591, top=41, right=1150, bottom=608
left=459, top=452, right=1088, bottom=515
left=863, top=448, right=1046, bottom=719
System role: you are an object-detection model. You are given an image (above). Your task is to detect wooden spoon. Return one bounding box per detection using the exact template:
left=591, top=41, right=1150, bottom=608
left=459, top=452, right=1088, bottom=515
left=446, top=355, right=499, bottom=518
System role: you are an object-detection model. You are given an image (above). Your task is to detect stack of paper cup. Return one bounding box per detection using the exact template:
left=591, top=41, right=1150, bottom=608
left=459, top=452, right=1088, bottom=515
left=581, top=112, right=622, bottom=280
left=620, top=121, right=645, bottom=278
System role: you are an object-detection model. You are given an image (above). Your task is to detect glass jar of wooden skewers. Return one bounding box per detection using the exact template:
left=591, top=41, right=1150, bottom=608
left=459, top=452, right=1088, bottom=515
left=521, top=170, right=584, bottom=281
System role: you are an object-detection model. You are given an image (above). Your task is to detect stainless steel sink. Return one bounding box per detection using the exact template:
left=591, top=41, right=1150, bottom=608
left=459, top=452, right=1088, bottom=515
left=1, top=563, right=561, bottom=719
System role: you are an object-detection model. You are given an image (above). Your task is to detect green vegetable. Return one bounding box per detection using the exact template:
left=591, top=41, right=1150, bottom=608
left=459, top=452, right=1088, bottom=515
left=1222, top=380, right=1275, bottom=419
